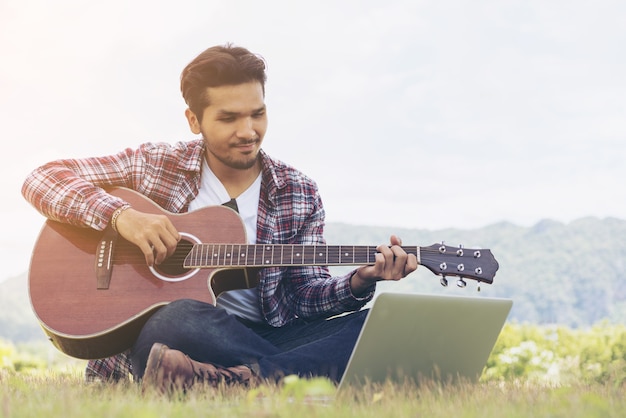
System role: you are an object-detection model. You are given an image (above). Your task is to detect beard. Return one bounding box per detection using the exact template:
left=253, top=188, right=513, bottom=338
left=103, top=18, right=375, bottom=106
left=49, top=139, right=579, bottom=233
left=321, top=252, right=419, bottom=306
left=208, top=148, right=260, bottom=170
left=203, top=136, right=261, bottom=170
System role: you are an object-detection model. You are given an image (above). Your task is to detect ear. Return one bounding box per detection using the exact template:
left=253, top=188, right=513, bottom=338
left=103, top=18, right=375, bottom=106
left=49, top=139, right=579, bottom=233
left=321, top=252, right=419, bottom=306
left=185, top=108, right=201, bottom=134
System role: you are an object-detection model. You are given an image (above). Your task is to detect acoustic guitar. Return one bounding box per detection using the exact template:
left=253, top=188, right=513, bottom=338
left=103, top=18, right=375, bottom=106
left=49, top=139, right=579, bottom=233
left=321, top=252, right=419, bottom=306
left=28, top=187, right=499, bottom=359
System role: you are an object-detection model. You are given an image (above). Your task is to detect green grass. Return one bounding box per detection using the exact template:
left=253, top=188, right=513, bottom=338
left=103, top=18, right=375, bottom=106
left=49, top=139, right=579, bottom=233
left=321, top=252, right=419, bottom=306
left=3, top=323, right=626, bottom=417
left=2, top=370, right=625, bottom=418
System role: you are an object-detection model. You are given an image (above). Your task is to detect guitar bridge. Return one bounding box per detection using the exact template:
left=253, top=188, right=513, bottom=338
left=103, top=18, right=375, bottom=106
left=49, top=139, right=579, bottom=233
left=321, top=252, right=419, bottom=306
left=95, top=226, right=117, bottom=289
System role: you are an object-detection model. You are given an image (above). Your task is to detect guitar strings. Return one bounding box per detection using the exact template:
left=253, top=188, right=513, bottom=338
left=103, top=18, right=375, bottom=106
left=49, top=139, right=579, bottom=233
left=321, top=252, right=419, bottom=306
left=111, top=243, right=424, bottom=266
left=110, top=242, right=476, bottom=268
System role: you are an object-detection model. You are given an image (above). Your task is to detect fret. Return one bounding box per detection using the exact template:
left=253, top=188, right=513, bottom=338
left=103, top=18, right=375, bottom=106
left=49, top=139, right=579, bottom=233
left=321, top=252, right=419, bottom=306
left=186, top=243, right=196, bottom=267
left=246, top=245, right=256, bottom=266
left=235, top=244, right=241, bottom=267
left=237, top=244, right=243, bottom=266
left=282, top=245, right=293, bottom=266
left=347, top=246, right=355, bottom=264
left=187, top=244, right=195, bottom=267
left=312, top=245, right=320, bottom=265
left=293, top=245, right=304, bottom=265
left=339, top=245, right=354, bottom=265
left=203, top=244, right=208, bottom=265
left=356, top=246, right=369, bottom=264
left=213, top=244, right=218, bottom=266
left=228, top=244, right=234, bottom=266
left=252, top=244, right=259, bottom=266
left=199, top=243, right=205, bottom=266
left=263, top=245, right=272, bottom=265
left=198, top=243, right=205, bottom=266
left=313, top=245, right=326, bottom=265
left=368, top=246, right=376, bottom=264
left=194, top=244, right=201, bottom=266
left=327, top=245, right=340, bottom=265
left=269, top=245, right=280, bottom=266
left=302, top=245, right=315, bottom=265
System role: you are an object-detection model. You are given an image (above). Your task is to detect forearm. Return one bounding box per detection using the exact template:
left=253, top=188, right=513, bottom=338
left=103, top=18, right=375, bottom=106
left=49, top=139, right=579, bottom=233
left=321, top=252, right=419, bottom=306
left=21, top=151, right=135, bottom=230
left=285, top=266, right=375, bottom=319
left=349, top=269, right=378, bottom=297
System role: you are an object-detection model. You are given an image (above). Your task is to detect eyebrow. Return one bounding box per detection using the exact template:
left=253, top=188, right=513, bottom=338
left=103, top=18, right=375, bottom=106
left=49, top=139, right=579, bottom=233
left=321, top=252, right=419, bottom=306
left=217, top=106, right=266, bottom=117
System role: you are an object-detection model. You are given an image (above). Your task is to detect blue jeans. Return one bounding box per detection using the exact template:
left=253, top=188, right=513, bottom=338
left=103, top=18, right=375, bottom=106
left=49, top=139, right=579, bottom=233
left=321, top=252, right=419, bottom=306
left=130, top=299, right=368, bottom=383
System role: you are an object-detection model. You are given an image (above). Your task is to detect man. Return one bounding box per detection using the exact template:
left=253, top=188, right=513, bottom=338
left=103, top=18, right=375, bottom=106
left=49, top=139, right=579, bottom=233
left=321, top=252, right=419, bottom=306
left=22, top=44, right=418, bottom=392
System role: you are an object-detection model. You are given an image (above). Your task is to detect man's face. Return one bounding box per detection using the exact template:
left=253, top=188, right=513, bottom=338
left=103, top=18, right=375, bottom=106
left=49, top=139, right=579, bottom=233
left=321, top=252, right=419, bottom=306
left=186, top=81, right=268, bottom=172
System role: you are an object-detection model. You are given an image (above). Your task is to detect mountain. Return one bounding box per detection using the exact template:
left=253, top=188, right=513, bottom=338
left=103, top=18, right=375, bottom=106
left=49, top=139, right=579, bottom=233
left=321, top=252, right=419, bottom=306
left=324, top=216, right=626, bottom=327
left=2, top=216, right=625, bottom=344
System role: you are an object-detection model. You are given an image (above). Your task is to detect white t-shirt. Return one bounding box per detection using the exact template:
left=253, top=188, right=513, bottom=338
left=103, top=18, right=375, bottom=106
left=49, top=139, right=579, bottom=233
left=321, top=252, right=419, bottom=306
left=188, top=159, right=264, bottom=322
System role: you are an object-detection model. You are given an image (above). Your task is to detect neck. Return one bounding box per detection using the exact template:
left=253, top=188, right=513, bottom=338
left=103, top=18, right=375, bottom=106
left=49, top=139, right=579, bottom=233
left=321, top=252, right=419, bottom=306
left=205, top=154, right=261, bottom=199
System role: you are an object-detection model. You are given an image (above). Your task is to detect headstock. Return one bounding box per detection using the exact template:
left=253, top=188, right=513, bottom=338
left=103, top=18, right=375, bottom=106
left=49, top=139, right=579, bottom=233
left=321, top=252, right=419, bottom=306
left=419, top=243, right=499, bottom=290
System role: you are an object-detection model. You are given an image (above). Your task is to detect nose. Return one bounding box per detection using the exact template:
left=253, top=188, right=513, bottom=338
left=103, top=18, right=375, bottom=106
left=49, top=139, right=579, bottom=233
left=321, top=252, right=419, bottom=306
left=236, top=117, right=256, bottom=139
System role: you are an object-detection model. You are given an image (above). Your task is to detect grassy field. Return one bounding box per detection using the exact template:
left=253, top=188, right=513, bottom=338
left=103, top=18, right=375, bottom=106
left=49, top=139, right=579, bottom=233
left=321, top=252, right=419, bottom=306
left=3, top=322, right=626, bottom=417
left=2, top=370, right=625, bottom=418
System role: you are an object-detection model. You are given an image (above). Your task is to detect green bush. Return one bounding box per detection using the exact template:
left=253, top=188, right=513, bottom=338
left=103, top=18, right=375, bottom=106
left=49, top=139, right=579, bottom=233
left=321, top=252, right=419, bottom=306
left=1, top=339, right=78, bottom=374
left=483, top=322, right=626, bottom=385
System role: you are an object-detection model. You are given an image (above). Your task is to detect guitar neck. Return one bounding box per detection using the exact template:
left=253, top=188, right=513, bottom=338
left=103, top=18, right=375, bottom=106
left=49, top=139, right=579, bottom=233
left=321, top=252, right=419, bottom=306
left=182, top=242, right=498, bottom=284
left=183, top=243, right=421, bottom=268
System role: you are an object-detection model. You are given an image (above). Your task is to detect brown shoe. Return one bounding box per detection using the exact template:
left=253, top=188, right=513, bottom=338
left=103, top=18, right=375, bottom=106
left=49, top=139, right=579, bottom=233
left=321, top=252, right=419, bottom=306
left=142, top=342, right=254, bottom=393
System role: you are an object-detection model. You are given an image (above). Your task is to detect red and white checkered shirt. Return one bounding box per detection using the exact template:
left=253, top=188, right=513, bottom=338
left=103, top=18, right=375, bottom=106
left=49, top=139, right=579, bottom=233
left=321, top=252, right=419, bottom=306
left=23, top=139, right=374, bottom=381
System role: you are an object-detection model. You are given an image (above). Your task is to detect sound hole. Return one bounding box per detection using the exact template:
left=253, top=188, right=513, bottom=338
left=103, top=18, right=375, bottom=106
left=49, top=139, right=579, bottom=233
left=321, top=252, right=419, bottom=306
left=154, top=239, right=195, bottom=277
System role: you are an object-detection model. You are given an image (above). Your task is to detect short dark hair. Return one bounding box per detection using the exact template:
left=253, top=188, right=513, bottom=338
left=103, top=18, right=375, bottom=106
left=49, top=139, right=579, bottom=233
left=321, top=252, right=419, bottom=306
left=180, top=44, right=267, bottom=120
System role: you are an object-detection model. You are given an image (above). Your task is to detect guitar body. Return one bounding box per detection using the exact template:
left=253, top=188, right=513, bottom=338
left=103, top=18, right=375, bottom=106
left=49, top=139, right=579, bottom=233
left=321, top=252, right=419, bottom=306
left=28, top=188, right=256, bottom=359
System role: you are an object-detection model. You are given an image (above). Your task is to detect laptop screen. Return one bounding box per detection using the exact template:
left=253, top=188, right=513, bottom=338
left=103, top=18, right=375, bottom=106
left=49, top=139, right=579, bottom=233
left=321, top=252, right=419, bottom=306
left=339, top=292, right=513, bottom=388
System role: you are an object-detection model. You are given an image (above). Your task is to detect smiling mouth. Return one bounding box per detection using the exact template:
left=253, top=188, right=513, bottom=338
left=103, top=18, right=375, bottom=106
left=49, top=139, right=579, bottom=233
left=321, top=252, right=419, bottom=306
left=234, top=139, right=258, bottom=148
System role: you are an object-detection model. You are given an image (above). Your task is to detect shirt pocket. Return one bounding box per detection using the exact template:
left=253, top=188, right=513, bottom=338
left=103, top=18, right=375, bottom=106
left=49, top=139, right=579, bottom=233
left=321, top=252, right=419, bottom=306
left=272, top=228, right=299, bottom=244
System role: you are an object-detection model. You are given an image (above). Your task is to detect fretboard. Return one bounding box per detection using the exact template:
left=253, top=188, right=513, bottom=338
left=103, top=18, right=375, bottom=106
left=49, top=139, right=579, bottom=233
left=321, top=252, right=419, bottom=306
left=183, top=244, right=421, bottom=268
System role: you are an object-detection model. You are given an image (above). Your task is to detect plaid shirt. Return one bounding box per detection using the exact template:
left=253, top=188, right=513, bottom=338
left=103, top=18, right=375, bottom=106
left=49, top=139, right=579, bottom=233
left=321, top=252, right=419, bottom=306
left=23, top=139, right=374, bottom=381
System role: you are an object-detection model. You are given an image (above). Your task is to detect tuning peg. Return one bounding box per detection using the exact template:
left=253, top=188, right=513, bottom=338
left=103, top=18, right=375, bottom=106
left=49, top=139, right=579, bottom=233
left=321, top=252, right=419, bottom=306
left=456, top=278, right=467, bottom=288
left=457, top=244, right=464, bottom=257
left=440, top=276, right=448, bottom=287
left=477, top=282, right=481, bottom=292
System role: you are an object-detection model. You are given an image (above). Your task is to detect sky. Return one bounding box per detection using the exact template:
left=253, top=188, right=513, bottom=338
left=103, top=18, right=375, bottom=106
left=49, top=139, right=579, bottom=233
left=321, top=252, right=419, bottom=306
left=1, top=0, right=625, bottom=280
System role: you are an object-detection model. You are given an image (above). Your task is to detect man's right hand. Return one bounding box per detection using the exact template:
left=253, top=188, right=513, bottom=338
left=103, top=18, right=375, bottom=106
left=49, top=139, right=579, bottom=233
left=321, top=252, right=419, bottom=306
left=114, top=208, right=181, bottom=266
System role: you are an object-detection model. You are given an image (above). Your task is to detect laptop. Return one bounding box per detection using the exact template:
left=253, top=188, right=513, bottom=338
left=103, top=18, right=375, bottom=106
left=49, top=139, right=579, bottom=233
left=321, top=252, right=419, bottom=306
left=338, top=292, right=513, bottom=389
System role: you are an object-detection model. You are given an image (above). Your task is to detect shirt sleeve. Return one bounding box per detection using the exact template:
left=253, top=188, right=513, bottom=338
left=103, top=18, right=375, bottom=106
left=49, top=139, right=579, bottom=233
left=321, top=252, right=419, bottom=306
left=21, top=147, right=140, bottom=230
left=282, top=196, right=376, bottom=320
left=259, top=183, right=376, bottom=326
